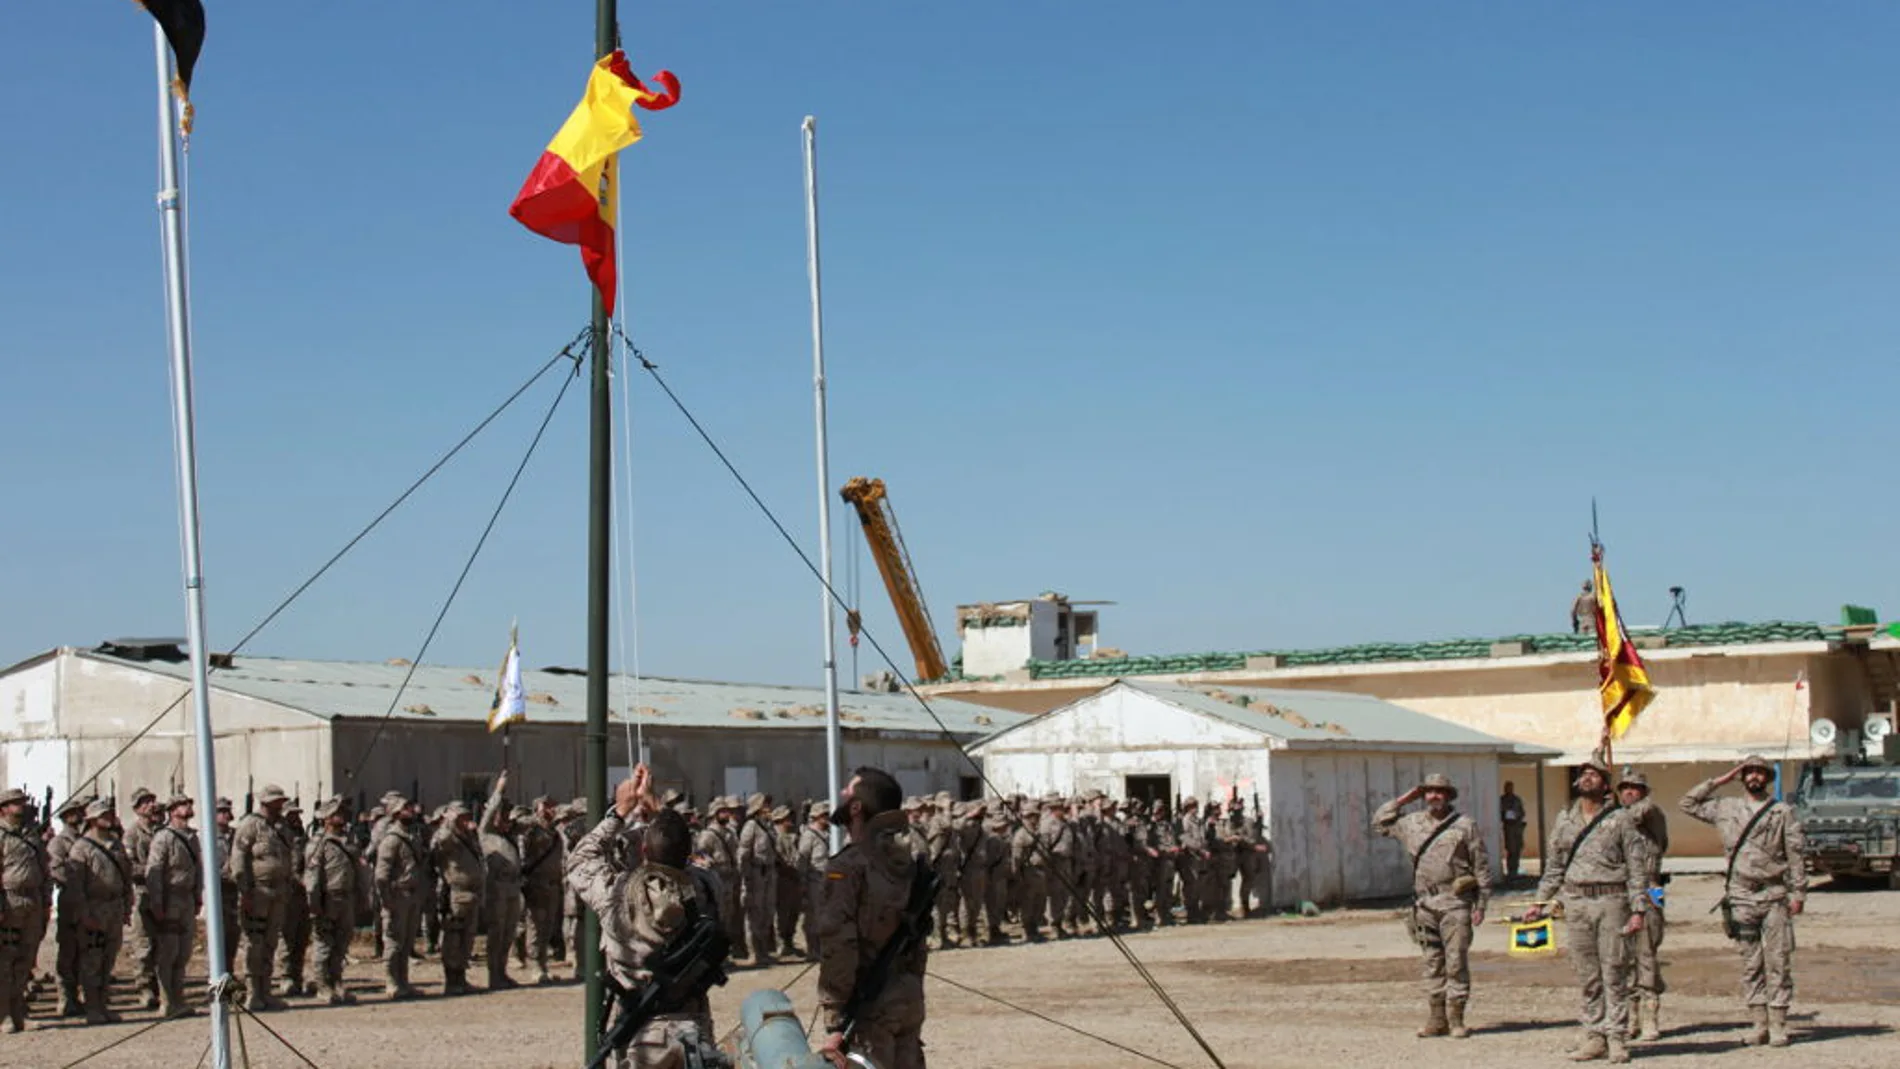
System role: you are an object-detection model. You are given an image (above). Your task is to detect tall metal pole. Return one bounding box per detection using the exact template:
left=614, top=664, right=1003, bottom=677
left=583, top=0, right=618, bottom=1061
left=803, top=116, right=846, bottom=851
left=153, top=25, right=230, bottom=1069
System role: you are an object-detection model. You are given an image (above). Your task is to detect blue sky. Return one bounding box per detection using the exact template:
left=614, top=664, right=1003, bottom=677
left=5, top=3, right=1898, bottom=686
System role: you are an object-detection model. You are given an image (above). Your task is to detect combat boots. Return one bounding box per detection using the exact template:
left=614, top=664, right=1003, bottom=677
left=1417, top=996, right=1449, bottom=1038
left=1767, top=1008, right=1791, bottom=1047
left=1745, top=1007, right=1770, bottom=1046
left=1606, top=1036, right=1630, bottom=1064
left=59, top=982, right=83, bottom=1018
left=1567, top=1032, right=1608, bottom=1061
left=443, top=969, right=472, bottom=997
left=83, top=986, right=119, bottom=1025
left=1446, top=999, right=1469, bottom=1039
left=1638, top=996, right=1661, bottom=1041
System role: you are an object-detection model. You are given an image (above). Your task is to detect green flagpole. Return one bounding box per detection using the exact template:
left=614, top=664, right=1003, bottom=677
left=584, top=0, right=618, bottom=1060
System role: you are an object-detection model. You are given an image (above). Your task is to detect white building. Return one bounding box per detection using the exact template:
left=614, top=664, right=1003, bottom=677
left=968, top=679, right=1553, bottom=906
left=956, top=593, right=1101, bottom=678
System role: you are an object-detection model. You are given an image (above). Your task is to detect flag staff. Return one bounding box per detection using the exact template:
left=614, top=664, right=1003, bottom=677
left=803, top=116, right=846, bottom=850
left=583, top=0, right=619, bottom=1059
left=151, top=21, right=232, bottom=1069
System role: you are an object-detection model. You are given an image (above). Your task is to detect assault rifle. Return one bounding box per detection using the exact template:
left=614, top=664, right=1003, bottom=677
left=588, top=907, right=732, bottom=1069
left=838, top=864, right=939, bottom=1046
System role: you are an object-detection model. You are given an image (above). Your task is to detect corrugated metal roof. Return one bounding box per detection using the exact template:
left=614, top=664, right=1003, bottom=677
left=78, top=650, right=1017, bottom=738
left=987, top=680, right=1551, bottom=755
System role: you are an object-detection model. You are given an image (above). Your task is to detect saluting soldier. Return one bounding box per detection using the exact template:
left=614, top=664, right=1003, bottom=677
left=518, top=794, right=566, bottom=984
left=374, top=795, right=426, bottom=1000
left=567, top=767, right=728, bottom=1069
left=304, top=796, right=362, bottom=1005
left=1680, top=755, right=1807, bottom=1048
left=69, top=799, right=134, bottom=1024
left=1010, top=802, right=1048, bottom=941
left=1375, top=772, right=1492, bottom=1041
left=1525, top=758, right=1649, bottom=1064
left=818, top=767, right=928, bottom=1069
left=430, top=799, right=486, bottom=995
left=1617, top=770, right=1669, bottom=1042
left=145, top=794, right=203, bottom=1019
left=0, top=786, right=51, bottom=1033
left=228, top=784, right=296, bottom=1011
left=47, top=795, right=90, bottom=1017
left=736, top=793, right=779, bottom=965
left=123, top=787, right=162, bottom=1010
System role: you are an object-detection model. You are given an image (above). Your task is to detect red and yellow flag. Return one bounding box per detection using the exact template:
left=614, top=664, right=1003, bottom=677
left=1593, top=545, right=1656, bottom=740
left=509, top=51, right=679, bottom=315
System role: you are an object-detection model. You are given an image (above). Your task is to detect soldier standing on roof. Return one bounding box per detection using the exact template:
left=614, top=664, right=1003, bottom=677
left=1374, top=773, right=1491, bottom=1042
left=1679, top=755, right=1807, bottom=1049
left=1525, top=758, right=1648, bottom=1064
left=1572, top=581, right=1598, bottom=635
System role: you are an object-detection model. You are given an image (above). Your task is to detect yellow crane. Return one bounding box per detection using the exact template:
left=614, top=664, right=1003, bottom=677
left=839, top=476, right=948, bottom=683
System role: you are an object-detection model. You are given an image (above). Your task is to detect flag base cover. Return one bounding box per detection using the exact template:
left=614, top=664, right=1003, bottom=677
left=508, top=51, right=678, bottom=315
left=1510, top=918, right=1557, bottom=955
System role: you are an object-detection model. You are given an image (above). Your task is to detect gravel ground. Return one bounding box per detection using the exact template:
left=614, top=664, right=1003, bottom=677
left=11, top=874, right=1897, bottom=1069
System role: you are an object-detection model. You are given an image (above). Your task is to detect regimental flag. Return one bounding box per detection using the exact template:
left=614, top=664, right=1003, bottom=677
left=1593, top=545, right=1656, bottom=740
left=487, top=626, right=527, bottom=733
left=1510, top=917, right=1556, bottom=955
left=138, top=0, right=207, bottom=133
left=509, top=51, right=680, bottom=315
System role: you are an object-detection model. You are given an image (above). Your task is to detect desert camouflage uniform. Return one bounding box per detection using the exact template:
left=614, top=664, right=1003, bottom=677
left=145, top=821, right=202, bottom=1017
left=1374, top=793, right=1491, bottom=1036
left=0, top=809, right=51, bottom=1031
left=1538, top=799, right=1649, bottom=1059
left=818, top=810, right=927, bottom=1069
left=68, top=828, right=134, bottom=1023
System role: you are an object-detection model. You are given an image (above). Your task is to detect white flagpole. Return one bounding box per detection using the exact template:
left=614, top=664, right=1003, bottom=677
left=153, top=23, right=231, bottom=1069
left=803, top=116, right=845, bottom=850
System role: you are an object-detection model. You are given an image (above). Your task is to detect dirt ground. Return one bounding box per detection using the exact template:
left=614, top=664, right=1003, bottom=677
left=11, top=874, right=1898, bottom=1069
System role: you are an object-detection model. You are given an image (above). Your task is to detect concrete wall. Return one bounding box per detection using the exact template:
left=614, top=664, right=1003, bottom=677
left=1270, top=749, right=1500, bottom=907
left=962, top=623, right=1034, bottom=679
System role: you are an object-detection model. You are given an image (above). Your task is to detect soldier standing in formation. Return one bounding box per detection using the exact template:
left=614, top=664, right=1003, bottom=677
left=770, top=805, right=802, bottom=958
left=145, top=794, right=203, bottom=1018
left=736, top=793, right=779, bottom=965
left=819, top=767, right=928, bottom=1069
left=0, top=787, right=50, bottom=1033
left=374, top=794, right=426, bottom=1000
left=1526, top=758, right=1649, bottom=1064
left=214, top=797, right=239, bottom=976
left=123, top=787, right=162, bottom=1010
left=1039, top=795, right=1076, bottom=938
left=517, top=794, right=566, bottom=983
left=924, top=796, right=961, bottom=949
left=69, top=799, right=133, bottom=1024
left=432, top=800, right=486, bottom=995
left=1681, top=755, right=1807, bottom=1048
left=1374, top=773, right=1491, bottom=1041
left=796, top=802, right=833, bottom=959
left=954, top=800, right=988, bottom=947
left=1175, top=797, right=1208, bottom=924
left=696, top=796, right=744, bottom=959
left=228, top=783, right=296, bottom=1011
left=478, top=775, right=524, bottom=990
left=47, top=795, right=88, bottom=1017
left=1009, top=801, right=1047, bottom=941
left=1617, top=770, right=1669, bottom=1041
left=1235, top=801, right=1271, bottom=917
left=305, top=796, right=363, bottom=1005
left=279, top=798, right=312, bottom=997
left=559, top=797, right=589, bottom=962
left=1206, top=801, right=1237, bottom=923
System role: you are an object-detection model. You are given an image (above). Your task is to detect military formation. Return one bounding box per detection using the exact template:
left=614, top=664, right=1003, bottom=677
left=0, top=752, right=1818, bottom=1066
left=1380, top=754, right=1808, bottom=1064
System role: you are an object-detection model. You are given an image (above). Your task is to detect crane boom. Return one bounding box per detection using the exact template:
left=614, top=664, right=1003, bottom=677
left=839, top=476, right=948, bottom=683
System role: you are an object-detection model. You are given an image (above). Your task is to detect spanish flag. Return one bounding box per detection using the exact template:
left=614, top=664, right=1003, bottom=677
left=509, top=51, right=679, bottom=315
left=138, top=0, right=206, bottom=133
left=1593, top=545, right=1656, bottom=739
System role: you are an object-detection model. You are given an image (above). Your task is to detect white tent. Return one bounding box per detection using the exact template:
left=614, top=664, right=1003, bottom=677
left=969, top=679, right=1553, bottom=905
